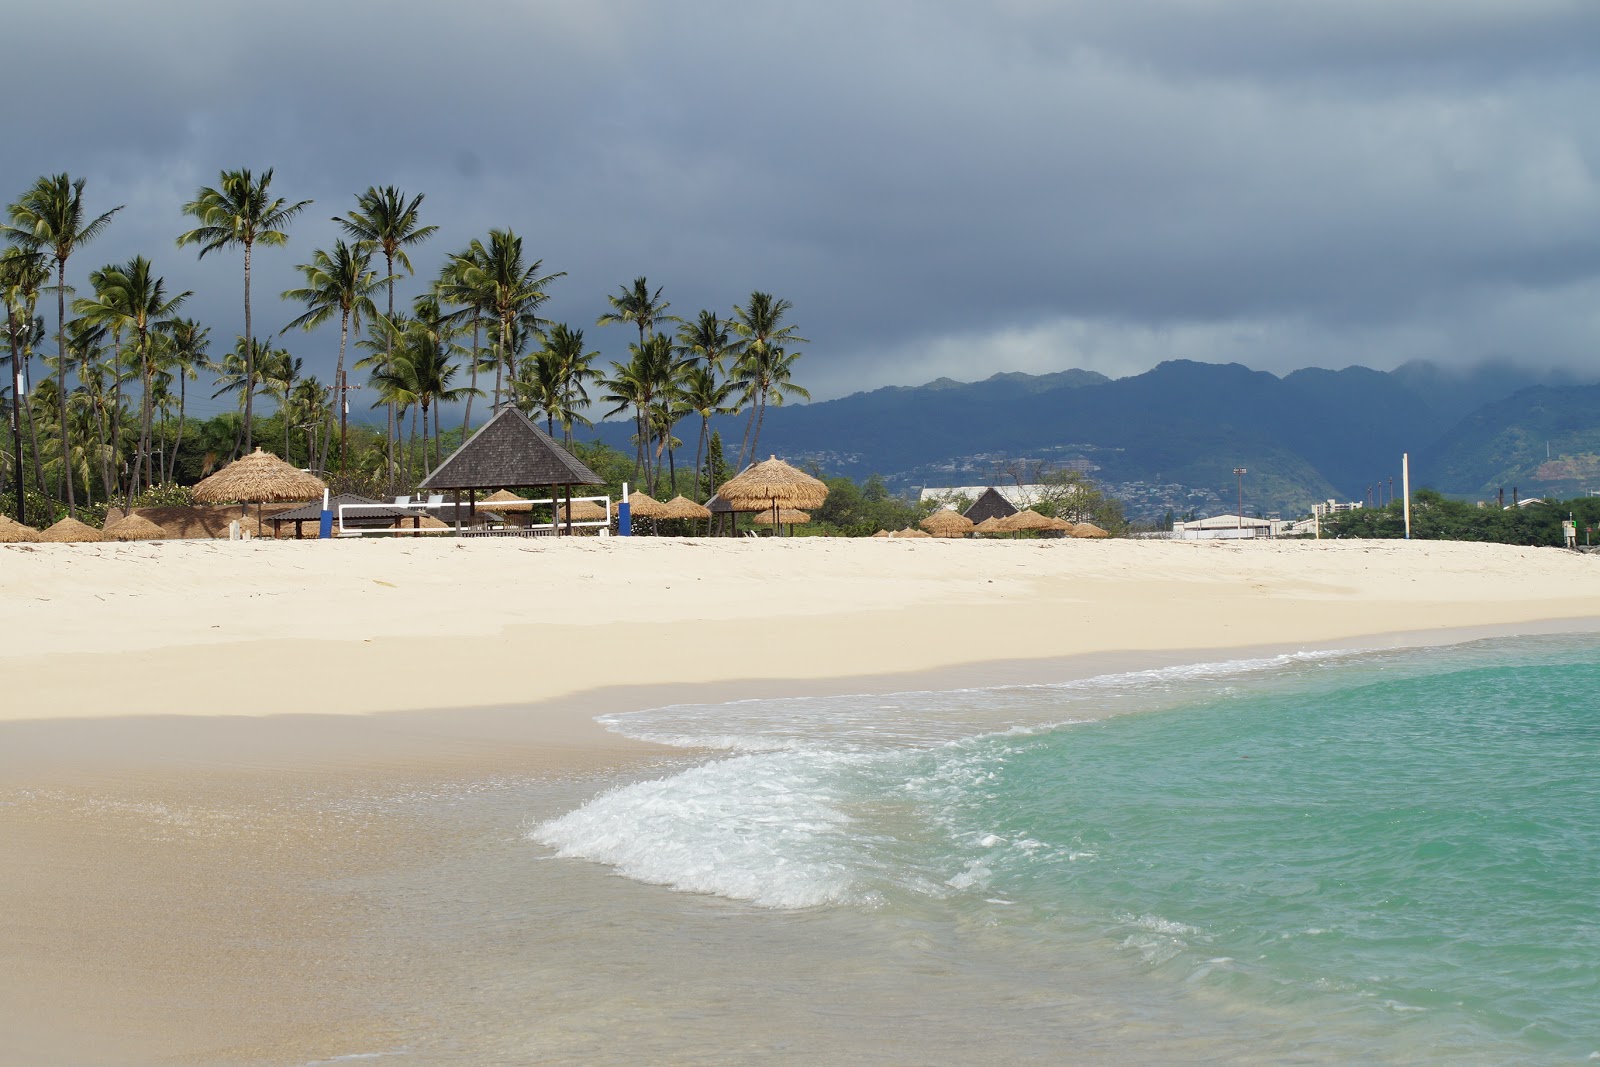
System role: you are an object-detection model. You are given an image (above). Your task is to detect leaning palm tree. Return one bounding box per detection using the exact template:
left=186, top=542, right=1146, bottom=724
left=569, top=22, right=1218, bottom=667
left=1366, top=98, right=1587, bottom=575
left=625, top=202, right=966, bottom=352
left=177, top=168, right=311, bottom=452
left=335, top=187, right=438, bottom=483
left=598, top=276, right=677, bottom=350
left=6, top=174, right=123, bottom=514
left=280, top=240, right=383, bottom=471
left=732, top=344, right=810, bottom=463
left=729, top=292, right=807, bottom=467
left=71, top=256, right=190, bottom=496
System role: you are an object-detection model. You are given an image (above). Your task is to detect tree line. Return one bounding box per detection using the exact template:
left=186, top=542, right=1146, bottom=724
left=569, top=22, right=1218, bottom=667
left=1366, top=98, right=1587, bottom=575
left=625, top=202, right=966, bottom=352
left=1, top=170, right=806, bottom=525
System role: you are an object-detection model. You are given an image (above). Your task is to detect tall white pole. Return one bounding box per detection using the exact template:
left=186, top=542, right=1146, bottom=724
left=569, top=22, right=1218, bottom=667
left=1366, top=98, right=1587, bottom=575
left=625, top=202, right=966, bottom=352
left=1402, top=453, right=1411, bottom=540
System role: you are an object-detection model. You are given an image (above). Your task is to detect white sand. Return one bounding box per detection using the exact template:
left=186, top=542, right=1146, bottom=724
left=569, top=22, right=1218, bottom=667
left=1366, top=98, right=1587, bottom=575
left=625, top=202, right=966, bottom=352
left=2, top=536, right=1597, bottom=724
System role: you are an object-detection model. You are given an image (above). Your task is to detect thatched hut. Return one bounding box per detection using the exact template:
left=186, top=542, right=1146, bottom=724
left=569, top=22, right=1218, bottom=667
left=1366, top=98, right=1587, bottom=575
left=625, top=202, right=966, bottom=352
left=999, top=509, right=1055, bottom=535
left=0, top=516, right=42, bottom=542
left=751, top=508, right=811, bottom=529
left=419, top=408, right=601, bottom=534
left=920, top=510, right=975, bottom=538
left=659, top=495, right=712, bottom=521
left=556, top=499, right=607, bottom=523
left=870, top=529, right=892, bottom=538
left=192, top=449, right=325, bottom=517
left=627, top=491, right=670, bottom=520
left=103, top=514, right=167, bottom=541
left=40, top=517, right=106, bottom=543
left=482, top=489, right=535, bottom=511
left=973, top=516, right=1009, bottom=536
left=892, top=526, right=932, bottom=538
left=1072, top=521, right=1111, bottom=539
left=718, top=456, right=828, bottom=536
left=1049, top=516, right=1077, bottom=533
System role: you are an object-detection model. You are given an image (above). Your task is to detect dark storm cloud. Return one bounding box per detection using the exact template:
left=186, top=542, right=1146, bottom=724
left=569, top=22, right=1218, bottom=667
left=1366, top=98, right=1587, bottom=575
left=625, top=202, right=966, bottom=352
left=4, top=0, right=1599, bottom=407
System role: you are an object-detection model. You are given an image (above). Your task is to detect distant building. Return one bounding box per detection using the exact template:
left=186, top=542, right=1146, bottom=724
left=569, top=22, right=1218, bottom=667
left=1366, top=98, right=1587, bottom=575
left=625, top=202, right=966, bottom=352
left=961, top=487, right=1020, bottom=524
left=920, top=484, right=1044, bottom=509
left=1169, top=513, right=1286, bottom=539
left=1313, top=499, right=1362, bottom=518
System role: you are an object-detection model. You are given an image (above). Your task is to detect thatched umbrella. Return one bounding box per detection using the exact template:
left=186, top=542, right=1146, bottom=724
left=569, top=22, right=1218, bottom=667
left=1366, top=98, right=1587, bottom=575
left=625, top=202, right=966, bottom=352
left=482, top=489, right=535, bottom=511
left=1049, top=516, right=1078, bottom=533
left=973, top=516, right=1009, bottom=536
left=0, top=516, right=42, bottom=542
left=659, top=495, right=712, bottom=521
left=870, top=529, right=892, bottom=538
left=1072, top=521, right=1111, bottom=539
left=557, top=499, right=607, bottom=523
left=192, top=448, right=326, bottom=524
left=920, top=510, right=975, bottom=538
left=999, top=509, right=1055, bottom=535
left=751, top=508, right=810, bottom=527
left=41, top=517, right=106, bottom=543
left=892, top=526, right=932, bottom=538
left=627, top=491, right=670, bottom=520
left=718, top=455, right=828, bottom=536
left=103, top=514, right=166, bottom=541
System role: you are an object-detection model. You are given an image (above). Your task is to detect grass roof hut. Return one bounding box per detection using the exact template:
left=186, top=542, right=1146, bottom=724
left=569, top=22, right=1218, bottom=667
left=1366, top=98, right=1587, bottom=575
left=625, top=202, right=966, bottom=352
left=482, top=489, right=535, bottom=511
left=659, top=495, right=712, bottom=521
left=41, top=517, right=106, bottom=543
left=963, top=487, right=1018, bottom=525
left=892, top=526, right=932, bottom=538
left=192, top=448, right=326, bottom=524
left=973, top=516, right=1009, bottom=536
left=920, top=510, right=975, bottom=538
left=556, top=499, right=607, bottom=523
left=870, top=529, right=892, bottom=538
left=0, top=516, right=42, bottom=542
left=718, top=456, right=828, bottom=537
left=1049, top=516, right=1078, bottom=534
left=751, top=507, right=811, bottom=535
left=419, top=408, right=602, bottom=534
left=1072, top=521, right=1111, bottom=538
left=104, top=514, right=167, bottom=541
left=999, top=509, right=1055, bottom=536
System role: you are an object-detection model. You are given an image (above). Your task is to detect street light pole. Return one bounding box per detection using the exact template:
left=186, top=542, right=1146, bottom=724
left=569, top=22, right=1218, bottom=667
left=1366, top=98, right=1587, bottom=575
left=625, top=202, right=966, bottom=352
left=1234, top=467, right=1247, bottom=531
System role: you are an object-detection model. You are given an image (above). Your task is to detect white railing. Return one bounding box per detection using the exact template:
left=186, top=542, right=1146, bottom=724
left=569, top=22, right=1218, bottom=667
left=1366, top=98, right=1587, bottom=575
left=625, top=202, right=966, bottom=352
left=334, top=494, right=613, bottom=536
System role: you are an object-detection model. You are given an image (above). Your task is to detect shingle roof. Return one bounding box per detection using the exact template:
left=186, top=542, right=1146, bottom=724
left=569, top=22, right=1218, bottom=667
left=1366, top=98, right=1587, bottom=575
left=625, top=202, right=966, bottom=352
left=271, top=493, right=413, bottom=525
left=963, top=487, right=1020, bottom=523
left=418, top=407, right=602, bottom=491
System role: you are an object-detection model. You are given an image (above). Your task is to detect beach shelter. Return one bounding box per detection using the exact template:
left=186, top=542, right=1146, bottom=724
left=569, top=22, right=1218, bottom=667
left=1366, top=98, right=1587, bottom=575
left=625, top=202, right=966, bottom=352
left=482, top=489, right=536, bottom=511
left=1072, top=521, right=1111, bottom=538
left=103, top=514, right=167, bottom=541
left=1049, top=516, right=1077, bottom=534
left=704, top=493, right=764, bottom=537
left=752, top=507, right=811, bottom=535
left=963, top=487, right=1019, bottom=525
left=973, top=516, right=1008, bottom=536
left=870, top=529, right=891, bottom=538
left=627, top=491, right=670, bottom=519
left=717, top=456, right=828, bottom=537
left=659, top=495, right=712, bottom=521
left=40, top=517, right=106, bottom=543
left=892, top=526, right=932, bottom=538
left=418, top=408, right=602, bottom=534
left=920, top=510, right=975, bottom=538
left=556, top=499, right=607, bottom=523
left=0, top=515, right=42, bottom=542
left=999, top=509, right=1055, bottom=536
left=192, top=448, right=326, bottom=524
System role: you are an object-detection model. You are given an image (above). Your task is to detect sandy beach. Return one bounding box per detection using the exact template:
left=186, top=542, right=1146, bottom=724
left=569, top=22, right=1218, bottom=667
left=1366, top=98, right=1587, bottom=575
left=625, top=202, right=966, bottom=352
left=4, top=536, right=1599, bottom=1064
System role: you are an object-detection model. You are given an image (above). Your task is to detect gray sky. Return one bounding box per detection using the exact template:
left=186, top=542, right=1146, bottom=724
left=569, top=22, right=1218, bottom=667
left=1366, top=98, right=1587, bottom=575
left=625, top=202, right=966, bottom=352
left=6, top=0, right=1599, bottom=418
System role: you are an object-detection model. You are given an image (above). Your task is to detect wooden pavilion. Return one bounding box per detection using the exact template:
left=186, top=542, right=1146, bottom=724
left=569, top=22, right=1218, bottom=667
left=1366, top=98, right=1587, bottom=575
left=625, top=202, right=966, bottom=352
left=417, top=408, right=603, bottom=534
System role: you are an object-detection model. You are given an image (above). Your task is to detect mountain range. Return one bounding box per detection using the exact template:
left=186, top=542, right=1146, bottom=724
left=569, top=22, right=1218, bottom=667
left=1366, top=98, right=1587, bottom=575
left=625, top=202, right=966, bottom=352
left=589, top=359, right=1597, bottom=520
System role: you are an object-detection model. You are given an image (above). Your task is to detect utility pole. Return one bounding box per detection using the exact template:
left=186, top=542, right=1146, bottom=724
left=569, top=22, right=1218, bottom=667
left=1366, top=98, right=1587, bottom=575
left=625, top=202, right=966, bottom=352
left=1234, top=467, right=1247, bottom=531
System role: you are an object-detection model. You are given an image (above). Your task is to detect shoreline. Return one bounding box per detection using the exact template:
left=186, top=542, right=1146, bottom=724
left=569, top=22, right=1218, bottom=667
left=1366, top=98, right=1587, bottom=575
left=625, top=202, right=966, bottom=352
left=6, top=538, right=1600, bottom=1063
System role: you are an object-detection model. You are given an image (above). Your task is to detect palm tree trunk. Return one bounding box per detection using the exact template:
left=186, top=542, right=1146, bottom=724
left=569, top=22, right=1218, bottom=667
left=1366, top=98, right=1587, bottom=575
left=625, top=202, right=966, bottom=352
left=336, top=310, right=350, bottom=472
left=242, top=242, right=254, bottom=452
left=170, top=373, right=186, bottom=484
left=420, top=401, right=431, bottom=476
left=7, top=331, right=24, bottom=524
left=462, top=315, right=480, bottom=438
left=55, top=260, right=74, bottom=515
left=385, top=253, right=396, bottom=494
left=750, top=389, right=768, bottom=463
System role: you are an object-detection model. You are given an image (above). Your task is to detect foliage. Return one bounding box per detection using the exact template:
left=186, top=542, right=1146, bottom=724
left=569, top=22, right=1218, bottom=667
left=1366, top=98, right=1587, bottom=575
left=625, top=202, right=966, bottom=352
left=1322, top=489, right=1600, bottom=547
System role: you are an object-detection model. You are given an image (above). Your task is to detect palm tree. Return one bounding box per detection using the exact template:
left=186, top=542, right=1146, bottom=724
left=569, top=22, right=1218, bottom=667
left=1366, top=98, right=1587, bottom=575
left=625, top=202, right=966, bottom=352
left=0, top=245, right=49, bottom=522
left=208, top=338, right=274, bottom=461
left=72, top=257, right=190, bottom=494
left=452, top=230, right=564, bottom=414
left=177, top=168, right=311, bottom=451
left=681, top=363, right=739, bottom=510
left=598, top=277, right=677, bottom=350
left=280, top=240, right=384, bottom=471
left=733, top=344, right=810, bottom=463
left=258, top=346, right=303, bottom=464
left=534, top=323, right=599, bottom=446
left=336, top=187, right=438, bottom=483
left=6, top=174, right=123, bottom=514
left=601, top=332, right=678, bottom=493
left=163, top=318, right=209, bottom=483
left=729, top=292, right=808, bottom=467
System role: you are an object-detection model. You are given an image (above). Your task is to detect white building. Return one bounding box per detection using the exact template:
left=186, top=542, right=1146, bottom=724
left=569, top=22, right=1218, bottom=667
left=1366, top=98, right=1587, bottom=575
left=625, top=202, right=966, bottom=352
left=1168, top=513, right=1287, bottom=539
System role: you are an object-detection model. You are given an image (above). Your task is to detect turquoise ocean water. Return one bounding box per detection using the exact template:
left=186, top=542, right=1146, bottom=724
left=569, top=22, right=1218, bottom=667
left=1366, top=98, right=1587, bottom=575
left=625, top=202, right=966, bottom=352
left=535, top=635, right=1600, bottom=1063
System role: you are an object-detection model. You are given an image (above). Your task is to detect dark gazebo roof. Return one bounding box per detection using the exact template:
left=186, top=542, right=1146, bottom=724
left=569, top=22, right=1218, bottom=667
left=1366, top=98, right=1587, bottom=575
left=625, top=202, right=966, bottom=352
left=706, top=493, right=764, bottom=514
left=419, top=407, right=602, bottom=491
left=963, top=487, right=1019, bottom=524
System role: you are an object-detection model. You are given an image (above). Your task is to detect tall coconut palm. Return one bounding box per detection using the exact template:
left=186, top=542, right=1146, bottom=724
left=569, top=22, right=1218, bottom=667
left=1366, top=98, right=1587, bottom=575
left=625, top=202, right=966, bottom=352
left=6, top=174, right=123, bottom=514
left=435, top=251, right=491, bottom=438
left=452, top=230, right=563, bottom=414
left=258, top=347, right=304, bottom=464
left=598, top=276, right=677, bottom=350
left=72, top=257, right=190, bottom=495
left=534, top=323, right=599, bottom=446
left=733, top=344, right=810, bottom=464
left=61, top=315, right=116, bottom=499
left=0, top=245, right=48, bottom=522
left=163, top=318, right=209, bottom=483
left=680, top=363, right=739, bottom=511
left=729, top=292, right=807, bottom=467
left=280, top=240, right=384, bottom=471
left=177, top=168, right=311, bottom=452
left=336, top=187, right=438, bottom=483
left=601, top=332, right=678, bottom=493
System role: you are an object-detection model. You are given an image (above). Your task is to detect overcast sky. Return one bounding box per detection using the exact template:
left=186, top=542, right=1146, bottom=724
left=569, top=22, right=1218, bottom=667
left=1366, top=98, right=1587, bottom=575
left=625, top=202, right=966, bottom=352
left=5, top=0, right=1599, bottom=417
